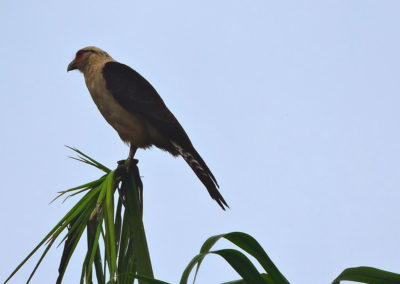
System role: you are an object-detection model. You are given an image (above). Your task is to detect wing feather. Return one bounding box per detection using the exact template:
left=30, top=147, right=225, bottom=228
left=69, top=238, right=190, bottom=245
left=102, top=61, right=192, bottom=149
left=102, top=61, right=228, bottom=209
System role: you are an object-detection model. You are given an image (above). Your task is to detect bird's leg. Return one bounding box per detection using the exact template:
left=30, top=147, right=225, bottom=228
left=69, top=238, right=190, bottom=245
left=126, top=144, right=137, bottom=173
left=126, top=144, right=143, bottom=213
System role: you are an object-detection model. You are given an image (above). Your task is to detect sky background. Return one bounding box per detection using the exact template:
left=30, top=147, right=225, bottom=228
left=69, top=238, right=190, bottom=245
left=1, top=1, right=400, bottom=283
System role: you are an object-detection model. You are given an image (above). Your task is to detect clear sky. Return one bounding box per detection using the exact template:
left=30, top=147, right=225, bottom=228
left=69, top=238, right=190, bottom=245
left=1, top=1, right=400, bottom=283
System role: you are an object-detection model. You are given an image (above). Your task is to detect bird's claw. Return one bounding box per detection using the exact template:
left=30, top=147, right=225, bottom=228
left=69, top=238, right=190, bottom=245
left=117, top=159, right=138, bottom=174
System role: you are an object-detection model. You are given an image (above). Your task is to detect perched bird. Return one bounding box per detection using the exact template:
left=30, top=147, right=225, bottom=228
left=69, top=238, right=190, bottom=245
left=67, top=46, right=228, bottom=209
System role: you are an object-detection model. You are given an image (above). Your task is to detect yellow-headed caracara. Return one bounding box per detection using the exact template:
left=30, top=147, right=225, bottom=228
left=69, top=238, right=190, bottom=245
left=67, top=46, right=228, bottom=209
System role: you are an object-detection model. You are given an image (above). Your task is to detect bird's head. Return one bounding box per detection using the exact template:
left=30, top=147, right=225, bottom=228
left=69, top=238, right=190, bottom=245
left=67, top=46, right=112, bottom=73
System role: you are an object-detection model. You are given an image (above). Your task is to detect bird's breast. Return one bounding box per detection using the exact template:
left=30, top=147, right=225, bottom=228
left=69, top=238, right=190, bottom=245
left=84, top=69, right=150, bottom=147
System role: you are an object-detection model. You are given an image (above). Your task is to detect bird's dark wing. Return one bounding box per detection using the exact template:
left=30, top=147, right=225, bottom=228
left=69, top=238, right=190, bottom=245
left=102, top=61, right=228, bottom=209
left=102, top=61, right=192, bottom=149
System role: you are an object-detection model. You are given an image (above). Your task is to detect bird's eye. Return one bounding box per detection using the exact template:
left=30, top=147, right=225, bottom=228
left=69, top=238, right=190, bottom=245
left=75, top=50, right=87, bottom=61
left=75, top=51, right=82, bottom=60
left=75, top=49, right=96, bottom=61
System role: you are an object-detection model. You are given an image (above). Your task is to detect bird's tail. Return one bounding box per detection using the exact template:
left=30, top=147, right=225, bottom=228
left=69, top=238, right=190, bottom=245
left=171, top=141, right=228, bottom=210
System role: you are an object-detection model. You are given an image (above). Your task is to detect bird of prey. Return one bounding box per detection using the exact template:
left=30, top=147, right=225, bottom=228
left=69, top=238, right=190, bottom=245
left=67, top=46, right=228, bottom=209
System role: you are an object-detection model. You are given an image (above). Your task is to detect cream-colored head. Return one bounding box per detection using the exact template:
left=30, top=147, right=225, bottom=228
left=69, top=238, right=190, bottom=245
left=67, top=46, right=113, bottom=74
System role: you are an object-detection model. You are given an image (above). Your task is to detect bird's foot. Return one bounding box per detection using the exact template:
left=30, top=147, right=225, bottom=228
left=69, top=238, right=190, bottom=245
left=117, top=158, right=138, bottom=174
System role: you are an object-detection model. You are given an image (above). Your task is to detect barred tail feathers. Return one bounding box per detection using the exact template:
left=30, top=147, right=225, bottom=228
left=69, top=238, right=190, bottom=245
left=171, top=141, right=228, bottom=210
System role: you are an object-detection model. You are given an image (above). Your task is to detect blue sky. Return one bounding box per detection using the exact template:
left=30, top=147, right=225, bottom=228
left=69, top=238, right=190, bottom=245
left=1, top=1, right=400, bottom=283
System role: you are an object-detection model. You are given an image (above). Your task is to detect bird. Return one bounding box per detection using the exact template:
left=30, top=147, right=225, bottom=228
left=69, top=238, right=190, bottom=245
left=67, top=46, right=228, bottom=209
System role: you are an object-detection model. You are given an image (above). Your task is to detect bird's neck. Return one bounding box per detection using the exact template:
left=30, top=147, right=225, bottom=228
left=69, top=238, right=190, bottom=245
left=82, top=58, right=114, bottom=76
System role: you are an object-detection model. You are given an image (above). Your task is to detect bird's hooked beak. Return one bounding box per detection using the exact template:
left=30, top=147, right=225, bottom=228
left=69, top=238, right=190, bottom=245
left=67, top=59, right=78, bottom=72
